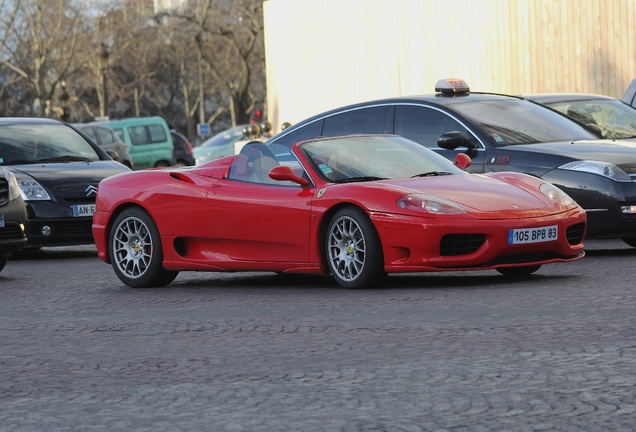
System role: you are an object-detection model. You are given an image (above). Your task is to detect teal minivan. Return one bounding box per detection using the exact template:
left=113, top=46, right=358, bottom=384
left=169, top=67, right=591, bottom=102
left=99, top=117, right=175, bottom=170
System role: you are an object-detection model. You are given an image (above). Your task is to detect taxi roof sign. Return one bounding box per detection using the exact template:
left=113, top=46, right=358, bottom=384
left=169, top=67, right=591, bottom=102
left=435, top=78, right=470, bottom=94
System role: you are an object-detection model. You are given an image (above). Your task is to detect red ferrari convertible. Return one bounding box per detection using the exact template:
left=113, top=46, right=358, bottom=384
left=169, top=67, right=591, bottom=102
left=93, top=135, right=586, bottom=288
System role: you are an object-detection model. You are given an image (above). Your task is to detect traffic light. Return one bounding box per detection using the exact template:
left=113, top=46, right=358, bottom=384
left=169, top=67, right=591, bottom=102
left=250, top=105, right=263, bottom=124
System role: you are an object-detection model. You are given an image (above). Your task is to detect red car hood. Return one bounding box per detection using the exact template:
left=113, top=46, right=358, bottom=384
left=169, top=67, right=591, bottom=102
left=381, top=174, right=548, bottom=213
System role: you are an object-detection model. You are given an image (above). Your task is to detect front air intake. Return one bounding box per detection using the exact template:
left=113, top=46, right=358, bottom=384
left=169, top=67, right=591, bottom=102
left=440, top=234, right=486, bottom=256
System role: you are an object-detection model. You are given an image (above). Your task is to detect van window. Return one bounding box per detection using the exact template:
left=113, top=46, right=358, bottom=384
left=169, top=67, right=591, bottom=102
left=128, top=125, right=167, bottom=146
left=148, top=124, right=168, bottom=143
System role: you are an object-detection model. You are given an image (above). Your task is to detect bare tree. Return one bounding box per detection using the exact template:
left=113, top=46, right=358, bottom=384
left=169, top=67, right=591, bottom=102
left=0, top=0, right=88, bottom=118
left=193, top=0, right=266, bottom=127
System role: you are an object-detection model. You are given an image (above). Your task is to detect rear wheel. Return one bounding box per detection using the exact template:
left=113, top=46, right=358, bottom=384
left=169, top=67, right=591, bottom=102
left=326, top=207, right=386, bottom=289
left=496, top=265, right=542, bottom=276
left=109, top=207, right=178, bottom=288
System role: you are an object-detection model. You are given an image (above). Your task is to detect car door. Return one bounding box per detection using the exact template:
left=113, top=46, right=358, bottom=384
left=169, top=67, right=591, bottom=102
left=393, top=105, right=486, bottom=173
left=207, top=161, right=314, bottom=262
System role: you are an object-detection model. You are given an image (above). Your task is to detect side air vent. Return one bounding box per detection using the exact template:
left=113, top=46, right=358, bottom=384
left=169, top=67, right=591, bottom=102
left=565, top=222, right=586, bottom=245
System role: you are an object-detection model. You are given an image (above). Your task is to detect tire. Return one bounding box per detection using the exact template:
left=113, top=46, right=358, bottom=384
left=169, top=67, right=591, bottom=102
left=622, top=237, right=636, bottom=248
left=496, top=265, right=542, bottom=277
left=109, top=207, right=178, bottom=288
left=326, top=207, right=386, bottom=288
left=0, top=255, right=7, bottom=273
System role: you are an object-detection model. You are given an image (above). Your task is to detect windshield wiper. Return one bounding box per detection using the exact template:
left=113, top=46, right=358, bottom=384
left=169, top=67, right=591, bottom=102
left=411, top=171, right=452, bottom=177
left=334, top=176, right=387, bottom=183
left=36, top=155, right=93, bottom=163
left=2, top=159, right=34, bottom=165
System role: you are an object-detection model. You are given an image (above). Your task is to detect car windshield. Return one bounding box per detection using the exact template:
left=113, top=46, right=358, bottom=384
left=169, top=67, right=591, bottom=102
left=0, top=123, right=100, bottom=165
left=451, top=98, right=598, bottom=146
left=545, top=98, right=636, bottom=140
left=301, top=135, right=465, bottom=182
left=200, top=126, right=246, bottom=148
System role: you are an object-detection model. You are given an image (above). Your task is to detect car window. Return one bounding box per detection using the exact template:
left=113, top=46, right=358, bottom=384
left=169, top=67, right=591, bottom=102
left=96, top=127, right=115, bottom=144
left=302, top=135, right=463, bottom=182
left=548, top=99, right=636, bottom=139
left=451, top=99, right=597, bottom=145
left=394, top=105, right=476, bottom=148
left=129, top=126, right=148, bottom=145
left=0, top=123, right=101, bottom=165
left=81, top=127, right=98, bottom=141
left=148, top=124, right=168, bottom=143
left=322, top=106, right=388, bottom=136
left=271, top=120, right=323, bottom=148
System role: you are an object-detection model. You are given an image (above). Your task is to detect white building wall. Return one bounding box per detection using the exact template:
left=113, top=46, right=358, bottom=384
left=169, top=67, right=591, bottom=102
left=264, top=0, right=636, bottom=133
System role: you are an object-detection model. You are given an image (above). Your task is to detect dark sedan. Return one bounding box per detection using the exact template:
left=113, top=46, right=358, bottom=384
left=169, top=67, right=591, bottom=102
left=0, top=166, right=27, bottom=271
left=0, top=117, right=131, bottom=247
left=266, top=79, right=636, bottom=247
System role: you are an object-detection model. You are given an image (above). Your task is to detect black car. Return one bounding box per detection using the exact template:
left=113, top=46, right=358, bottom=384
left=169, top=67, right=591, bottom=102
left=170, top=130, right=196, bottom=166
left=0, top=117, right=131, bottom=247
left=0, top=166, right=27, bottom=271
left=266, top=79, right=636, bottom=247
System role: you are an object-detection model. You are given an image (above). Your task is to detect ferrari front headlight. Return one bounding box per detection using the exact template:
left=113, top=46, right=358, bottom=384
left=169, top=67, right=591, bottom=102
left=397, top=193, right=467, bottom=214
left=540, top=182, right=574, bottom=206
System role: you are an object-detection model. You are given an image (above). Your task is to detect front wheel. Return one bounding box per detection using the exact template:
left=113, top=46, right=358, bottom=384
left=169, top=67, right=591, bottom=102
left=496, top=265, right=542, bottom=277
left=109, top=207, right=178, bottom=288
left=326, top=207, right=386, bottom=289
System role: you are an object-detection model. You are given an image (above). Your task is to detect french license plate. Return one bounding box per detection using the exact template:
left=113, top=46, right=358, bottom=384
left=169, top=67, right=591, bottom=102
left=508, top=225, right=558, bottom=244
left=0, top=214, right=4, bottom=228
left=72, top=204, right=96, bottom=217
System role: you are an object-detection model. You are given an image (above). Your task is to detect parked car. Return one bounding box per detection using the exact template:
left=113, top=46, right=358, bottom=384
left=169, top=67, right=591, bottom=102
left=0, top=166, right=27, bottom=271
left=74, top=123, right=134, bottom=168
left=170, top=130, right=195, bottom=166
left=525, top=93, right=636, bottom=140
left=193, top=125, right=249, bottom=165
left=98, top=116, right=176, bottom=169
left=93, top=135, right=586, bottom=289
left=265, top=78, right=636, bottom=248
left=0, top=117, right=131, bottom=247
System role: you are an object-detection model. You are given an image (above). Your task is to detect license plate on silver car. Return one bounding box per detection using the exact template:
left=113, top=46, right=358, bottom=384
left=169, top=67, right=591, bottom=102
left=508, top=225, right=558, bottom=244
left=72, top=204, right=96, bottom=217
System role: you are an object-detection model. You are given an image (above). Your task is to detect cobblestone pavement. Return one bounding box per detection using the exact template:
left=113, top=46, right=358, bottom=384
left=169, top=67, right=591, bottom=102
left=0, top=240, right=635, bottom=431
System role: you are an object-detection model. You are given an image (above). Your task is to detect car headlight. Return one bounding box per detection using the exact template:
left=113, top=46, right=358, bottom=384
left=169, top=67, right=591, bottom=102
left=559, top=160, right=632, bottom=182
left=540, top=182, right=574, bottom=206
left=18, top=179, right=51, bottom=201
left=397, top=193, right=467, bottom=214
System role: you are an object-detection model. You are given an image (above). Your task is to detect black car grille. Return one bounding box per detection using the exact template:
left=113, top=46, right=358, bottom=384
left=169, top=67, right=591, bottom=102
left=565, top=222, right=586, bottom=245
left=0, top=178, right=8, bottom=204
left=55, top=183, right=99, bottom=201
left=440, top=234, right=486, bottom=256
left=26, top=218, right=94, bottom=243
